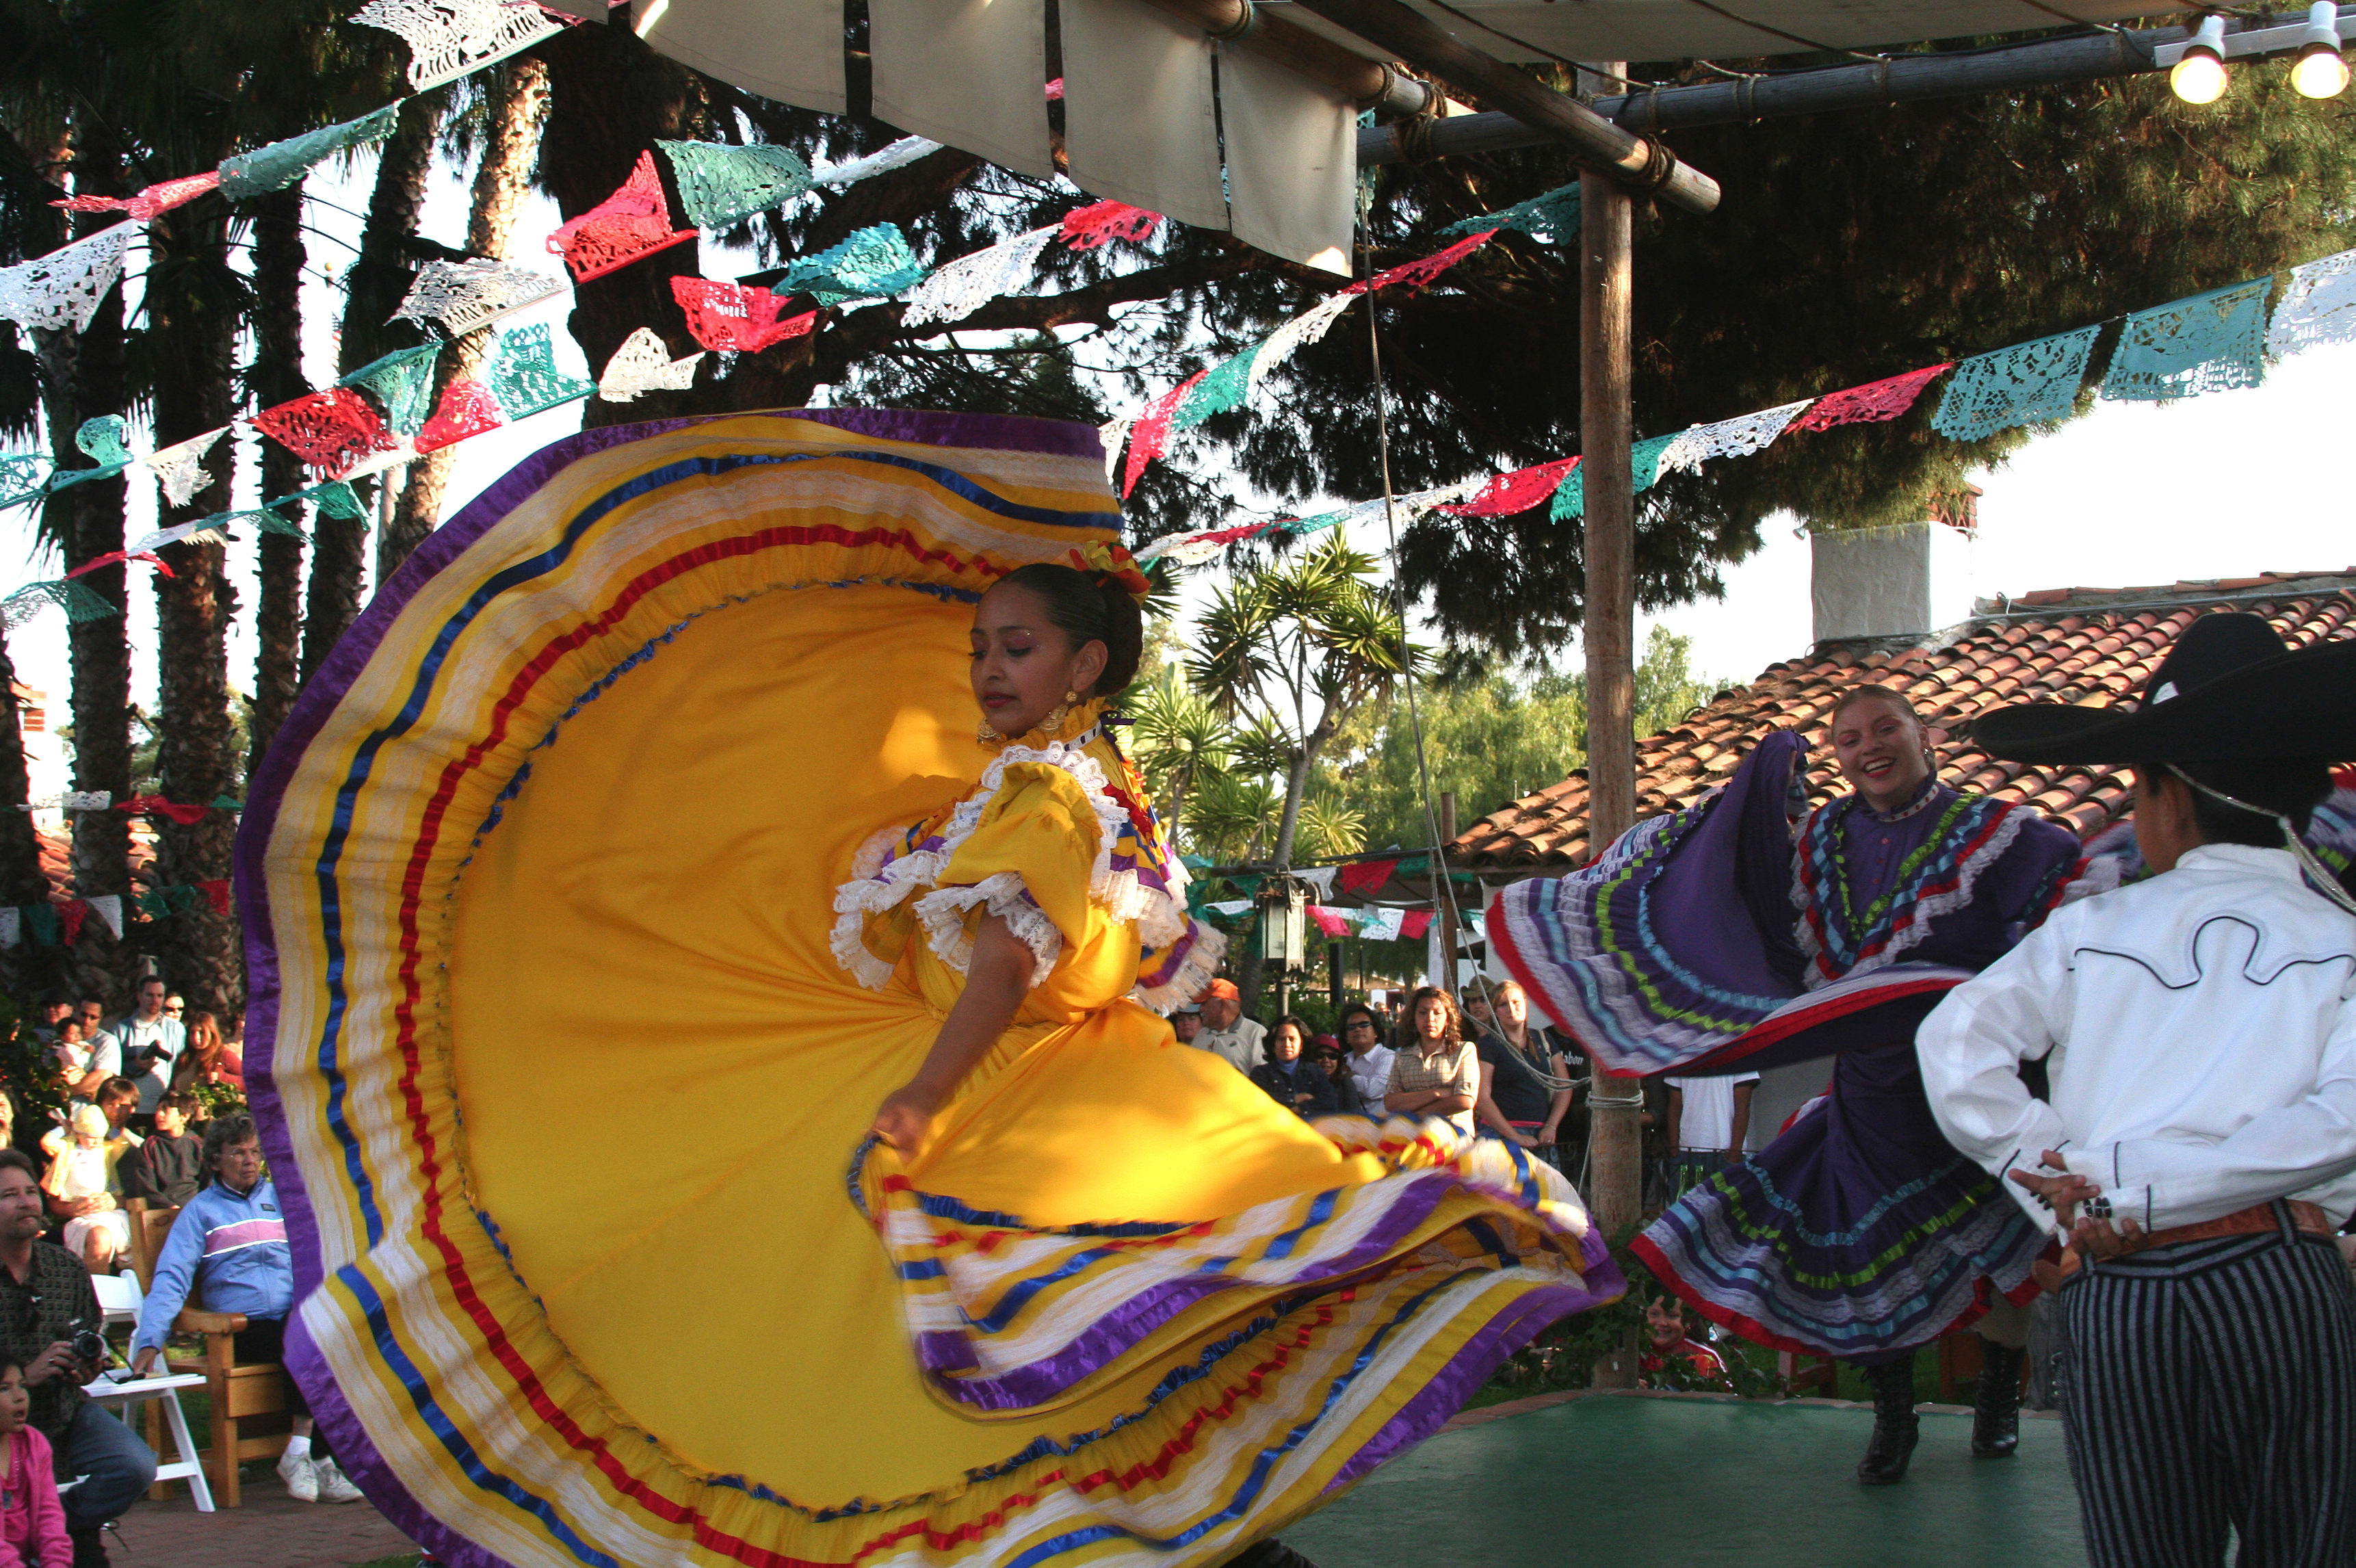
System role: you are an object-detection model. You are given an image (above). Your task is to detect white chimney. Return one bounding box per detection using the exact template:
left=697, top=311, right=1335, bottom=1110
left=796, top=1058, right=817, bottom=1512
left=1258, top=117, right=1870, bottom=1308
left=1810, top=517, right=1976, bottom=649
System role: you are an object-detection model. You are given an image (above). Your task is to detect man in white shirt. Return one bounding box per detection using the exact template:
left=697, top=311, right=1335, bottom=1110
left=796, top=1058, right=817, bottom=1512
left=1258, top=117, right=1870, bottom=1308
left=1339, top=1006, right=1395, bottom=1111
left=1918, top=613, right=2356, bottom=1568
left=1663, top=1072, right=1759, bottom=1194
left=1188, top=980, right=1264, bottom=1073
left=113, top=976, right=187, bottom=1116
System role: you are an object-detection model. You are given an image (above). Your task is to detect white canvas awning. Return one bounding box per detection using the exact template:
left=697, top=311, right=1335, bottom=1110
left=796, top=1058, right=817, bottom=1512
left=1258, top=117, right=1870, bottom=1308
left=622, top=0, right=2186, bottom=272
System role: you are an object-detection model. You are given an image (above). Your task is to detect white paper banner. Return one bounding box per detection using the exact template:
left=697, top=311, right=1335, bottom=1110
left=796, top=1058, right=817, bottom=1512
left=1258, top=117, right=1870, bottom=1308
left=83, top=893, right=121, bottom=940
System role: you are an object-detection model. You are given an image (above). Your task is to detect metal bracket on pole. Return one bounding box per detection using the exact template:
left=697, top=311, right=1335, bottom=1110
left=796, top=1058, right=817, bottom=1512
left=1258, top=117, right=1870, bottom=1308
left=1286, top=0, right=1721, bottom=215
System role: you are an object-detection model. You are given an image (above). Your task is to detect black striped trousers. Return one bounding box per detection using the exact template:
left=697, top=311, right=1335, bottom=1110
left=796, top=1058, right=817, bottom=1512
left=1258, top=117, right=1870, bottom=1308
left=2057, top=1216, right=2356, bottom=1568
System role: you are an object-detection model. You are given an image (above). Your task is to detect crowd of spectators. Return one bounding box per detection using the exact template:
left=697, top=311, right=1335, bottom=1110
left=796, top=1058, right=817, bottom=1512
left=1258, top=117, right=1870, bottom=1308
left=0, top=979, right=336, bottom=1560
left=1178, top=978, right=1603, bottom=1173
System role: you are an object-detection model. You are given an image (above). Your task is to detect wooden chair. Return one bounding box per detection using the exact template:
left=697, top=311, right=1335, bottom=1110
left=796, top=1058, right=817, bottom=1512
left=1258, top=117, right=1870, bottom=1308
left=123, top=1200, right=289, bottom=1506
left=124, top=1201, right=177, bottom=1293
left=166, top=1307, right=290, bottom=1508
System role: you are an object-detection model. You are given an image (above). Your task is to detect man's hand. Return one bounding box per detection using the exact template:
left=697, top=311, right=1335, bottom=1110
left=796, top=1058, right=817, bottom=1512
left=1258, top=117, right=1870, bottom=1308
left=2071, top=1212, right=2146, bottom=1260
left=21, top=1340, right=77, bottom=1387
left=1722, top=1145, right=1742, bottom=1166
left=2008, top=1150, right=2099, bottom=1229
left=131, top=1346, right=159, bottom=1378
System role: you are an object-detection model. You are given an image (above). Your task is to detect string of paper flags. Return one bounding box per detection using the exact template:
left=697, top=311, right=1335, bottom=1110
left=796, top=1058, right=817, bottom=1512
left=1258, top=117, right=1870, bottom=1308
left=0, top=877, right=234, bottom=950
left=1131, top=244, right=2356, bottom=564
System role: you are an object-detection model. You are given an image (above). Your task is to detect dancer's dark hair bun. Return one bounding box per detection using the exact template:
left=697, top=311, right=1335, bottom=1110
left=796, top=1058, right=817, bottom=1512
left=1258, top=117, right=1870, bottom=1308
left=996, top=562, right=1143, bottom=698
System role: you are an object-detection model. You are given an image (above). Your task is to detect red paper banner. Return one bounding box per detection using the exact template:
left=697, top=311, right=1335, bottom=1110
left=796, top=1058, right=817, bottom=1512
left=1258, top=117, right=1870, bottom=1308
left=1400, top=910, right=1435, bottom=940
left=1337, top=859, right=1400, bottom=896
left=1122, top=367, right=1210, bottom=497
left=1792, top=364, right=1954, bottom=432
left=1347, top=231, right=1497, bottom=298
left=1440, top=457, right=1580, bottom=519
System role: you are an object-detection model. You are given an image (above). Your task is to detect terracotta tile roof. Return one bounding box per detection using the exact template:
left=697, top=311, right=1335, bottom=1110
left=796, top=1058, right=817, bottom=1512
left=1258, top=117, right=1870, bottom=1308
left=1449, top=573, right=2356, bottom=873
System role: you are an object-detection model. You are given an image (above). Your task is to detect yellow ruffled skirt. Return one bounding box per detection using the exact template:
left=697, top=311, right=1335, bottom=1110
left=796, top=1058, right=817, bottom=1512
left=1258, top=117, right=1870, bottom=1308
left=244, top=410, right=1620, bottom=1567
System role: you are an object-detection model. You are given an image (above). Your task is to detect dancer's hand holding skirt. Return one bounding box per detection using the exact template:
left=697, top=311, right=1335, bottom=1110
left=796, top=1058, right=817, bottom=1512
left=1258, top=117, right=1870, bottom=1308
left=242, top=408, right=1623, bottom=1568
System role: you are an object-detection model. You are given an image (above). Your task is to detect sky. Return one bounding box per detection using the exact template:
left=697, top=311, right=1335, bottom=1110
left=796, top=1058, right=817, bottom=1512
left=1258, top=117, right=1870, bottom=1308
left=8, top=148, right=2354, bottom=720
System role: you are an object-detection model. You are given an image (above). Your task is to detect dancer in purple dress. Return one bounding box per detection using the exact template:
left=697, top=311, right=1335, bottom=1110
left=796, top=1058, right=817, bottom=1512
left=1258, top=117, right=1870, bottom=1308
left=1493, top=684, right=2087, bottom=1482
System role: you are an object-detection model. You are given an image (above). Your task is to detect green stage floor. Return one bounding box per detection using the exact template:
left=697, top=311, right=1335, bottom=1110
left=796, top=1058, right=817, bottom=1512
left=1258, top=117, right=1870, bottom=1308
left=1289, top=1395, right=2088, bottom=1567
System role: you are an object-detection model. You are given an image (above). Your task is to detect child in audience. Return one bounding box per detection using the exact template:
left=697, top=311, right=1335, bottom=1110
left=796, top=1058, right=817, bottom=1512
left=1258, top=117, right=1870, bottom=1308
left=0, top=1356, right=68, bottom=1567
left=42, top=1108, right=125, bottom=1273
left=122, top=1093, right=203, bottom=1208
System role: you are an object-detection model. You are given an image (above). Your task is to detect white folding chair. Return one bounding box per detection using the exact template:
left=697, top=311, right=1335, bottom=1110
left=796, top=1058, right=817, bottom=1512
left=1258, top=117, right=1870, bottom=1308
left=81, top=1270, right=213, bottom=1512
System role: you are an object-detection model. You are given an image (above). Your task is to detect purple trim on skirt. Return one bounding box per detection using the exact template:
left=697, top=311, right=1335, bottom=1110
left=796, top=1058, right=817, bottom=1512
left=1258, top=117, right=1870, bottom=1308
left=921, top=1175, right=1463, bottom=1409
left=285, top=1312, right=517, bottom=1568
left=1327, top=1257, right=1620, bottom=1491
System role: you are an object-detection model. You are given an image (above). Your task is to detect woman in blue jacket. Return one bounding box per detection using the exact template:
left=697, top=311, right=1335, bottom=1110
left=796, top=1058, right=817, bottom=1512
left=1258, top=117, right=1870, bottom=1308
left=127, top=1114, right=362, bottom=1506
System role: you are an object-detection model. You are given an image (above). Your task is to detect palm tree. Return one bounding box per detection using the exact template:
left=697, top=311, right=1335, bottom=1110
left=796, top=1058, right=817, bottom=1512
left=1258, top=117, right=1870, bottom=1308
left=1188, top=537, right=1419, bottom=1011
left=1187, top=536, right=1420, bottom=875
left=246, top=185, right=307, bottom=771
left=1123, top=668, right=1232, bottom=847
left=380, top=56, right=551, bottom=584
left=1296, top=797, right=1367, bottom=863
left=302, top=93, right=442, bottom=680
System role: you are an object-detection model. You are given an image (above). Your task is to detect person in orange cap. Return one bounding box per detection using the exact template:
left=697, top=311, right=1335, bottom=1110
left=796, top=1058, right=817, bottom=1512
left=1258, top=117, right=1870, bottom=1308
left=1190, top=977, right=1266, bottom=1073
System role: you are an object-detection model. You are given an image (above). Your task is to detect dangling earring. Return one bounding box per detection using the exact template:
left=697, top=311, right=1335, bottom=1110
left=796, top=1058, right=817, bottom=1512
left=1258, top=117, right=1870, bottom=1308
left=977, top=717, right=1004, bottom=745
left=1040, top=689, right=1077, bottom=734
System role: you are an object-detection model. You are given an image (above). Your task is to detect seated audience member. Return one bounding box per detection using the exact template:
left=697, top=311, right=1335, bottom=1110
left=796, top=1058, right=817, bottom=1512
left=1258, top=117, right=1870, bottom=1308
left=1249, top=1017, right=1341, bottom=1119
left=1189, top=980, right=1265, bottom=1073
left=1336, top=1002, right=1395, bottom=1110
left=121, top=1093, right=203, bottom=1209
left=131, top=1114, right=361, bottom=1505
left=1383, top=988, right=1480, bottom=1133
left=0, top=1149, right=157, bottom=1563
left=1639, top=1296, right=1732, bottom=1390
left=1307, top=1038, right=1364, bottom=1114
left=1664, top=1071, right=1759, bottom=1195
left=0, top=1353, right=68, bottom=1568
left=41, top=1108, right=125, bottom=1274
left=1170, top=1004, right=1203, bottom=1047
left=170, top=1011, right=243, bottom=1099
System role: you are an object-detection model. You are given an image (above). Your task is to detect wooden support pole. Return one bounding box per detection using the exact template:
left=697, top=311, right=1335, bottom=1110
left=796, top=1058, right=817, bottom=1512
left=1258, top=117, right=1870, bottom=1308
left=1437, top=790, right=1458, bottom=991
left=1580, top=65, right=1643, bottom=1389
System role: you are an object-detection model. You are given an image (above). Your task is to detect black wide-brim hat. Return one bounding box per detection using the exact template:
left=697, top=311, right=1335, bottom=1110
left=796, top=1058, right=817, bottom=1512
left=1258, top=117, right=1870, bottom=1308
left=1971, top=610, right=2356, bottom=764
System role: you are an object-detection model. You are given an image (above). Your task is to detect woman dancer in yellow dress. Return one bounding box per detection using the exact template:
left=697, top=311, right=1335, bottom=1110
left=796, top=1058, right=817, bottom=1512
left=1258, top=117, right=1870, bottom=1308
left=246, top=408, right=1619, bottom=1568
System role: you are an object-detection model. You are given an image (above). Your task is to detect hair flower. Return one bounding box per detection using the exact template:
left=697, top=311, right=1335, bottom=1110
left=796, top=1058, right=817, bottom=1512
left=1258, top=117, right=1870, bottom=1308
left=1069, top=540, right=1151, bottom=604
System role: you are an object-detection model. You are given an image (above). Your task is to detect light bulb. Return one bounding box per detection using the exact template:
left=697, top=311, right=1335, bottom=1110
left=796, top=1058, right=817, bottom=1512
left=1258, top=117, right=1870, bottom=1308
left=2172, top=14, right=2232, bottom=103
left=2294, top=5, right=2348, bottom=96
left=2294, top=43, right=2351, bottom=96
left=2171, top=50, right=2229, bottom=101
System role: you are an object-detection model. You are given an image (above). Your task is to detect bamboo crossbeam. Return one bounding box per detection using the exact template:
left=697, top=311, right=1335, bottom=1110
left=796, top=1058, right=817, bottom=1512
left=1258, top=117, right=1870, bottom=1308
left=1292, top=0, right=1723, bottom=214
left=1138, top=0, right=1437, bottom=118
left=1352, top=17, right=2271, bottom=166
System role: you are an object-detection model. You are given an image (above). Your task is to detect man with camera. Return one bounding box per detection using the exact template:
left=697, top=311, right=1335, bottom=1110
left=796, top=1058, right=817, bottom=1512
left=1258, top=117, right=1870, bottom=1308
left=0, top=1148, right=155, bottom=1566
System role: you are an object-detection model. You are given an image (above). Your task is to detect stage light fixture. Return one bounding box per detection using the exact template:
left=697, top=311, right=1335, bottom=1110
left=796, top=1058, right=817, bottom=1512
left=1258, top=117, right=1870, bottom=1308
left=2293, top=1, right=2350, bottom=96
left=2171, top=14, right=2231, bottom=102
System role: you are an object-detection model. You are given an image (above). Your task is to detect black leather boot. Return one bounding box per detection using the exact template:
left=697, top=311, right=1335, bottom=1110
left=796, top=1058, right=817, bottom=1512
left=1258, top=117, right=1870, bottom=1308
left=1224, top=1541, right=1319, bottom=1568
left=68, top=1526, right=109, bottom=1568
left=1972, top=1340, right=2026, bottom=1458
left=1855, top=1354, right=1920, bottom=1485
